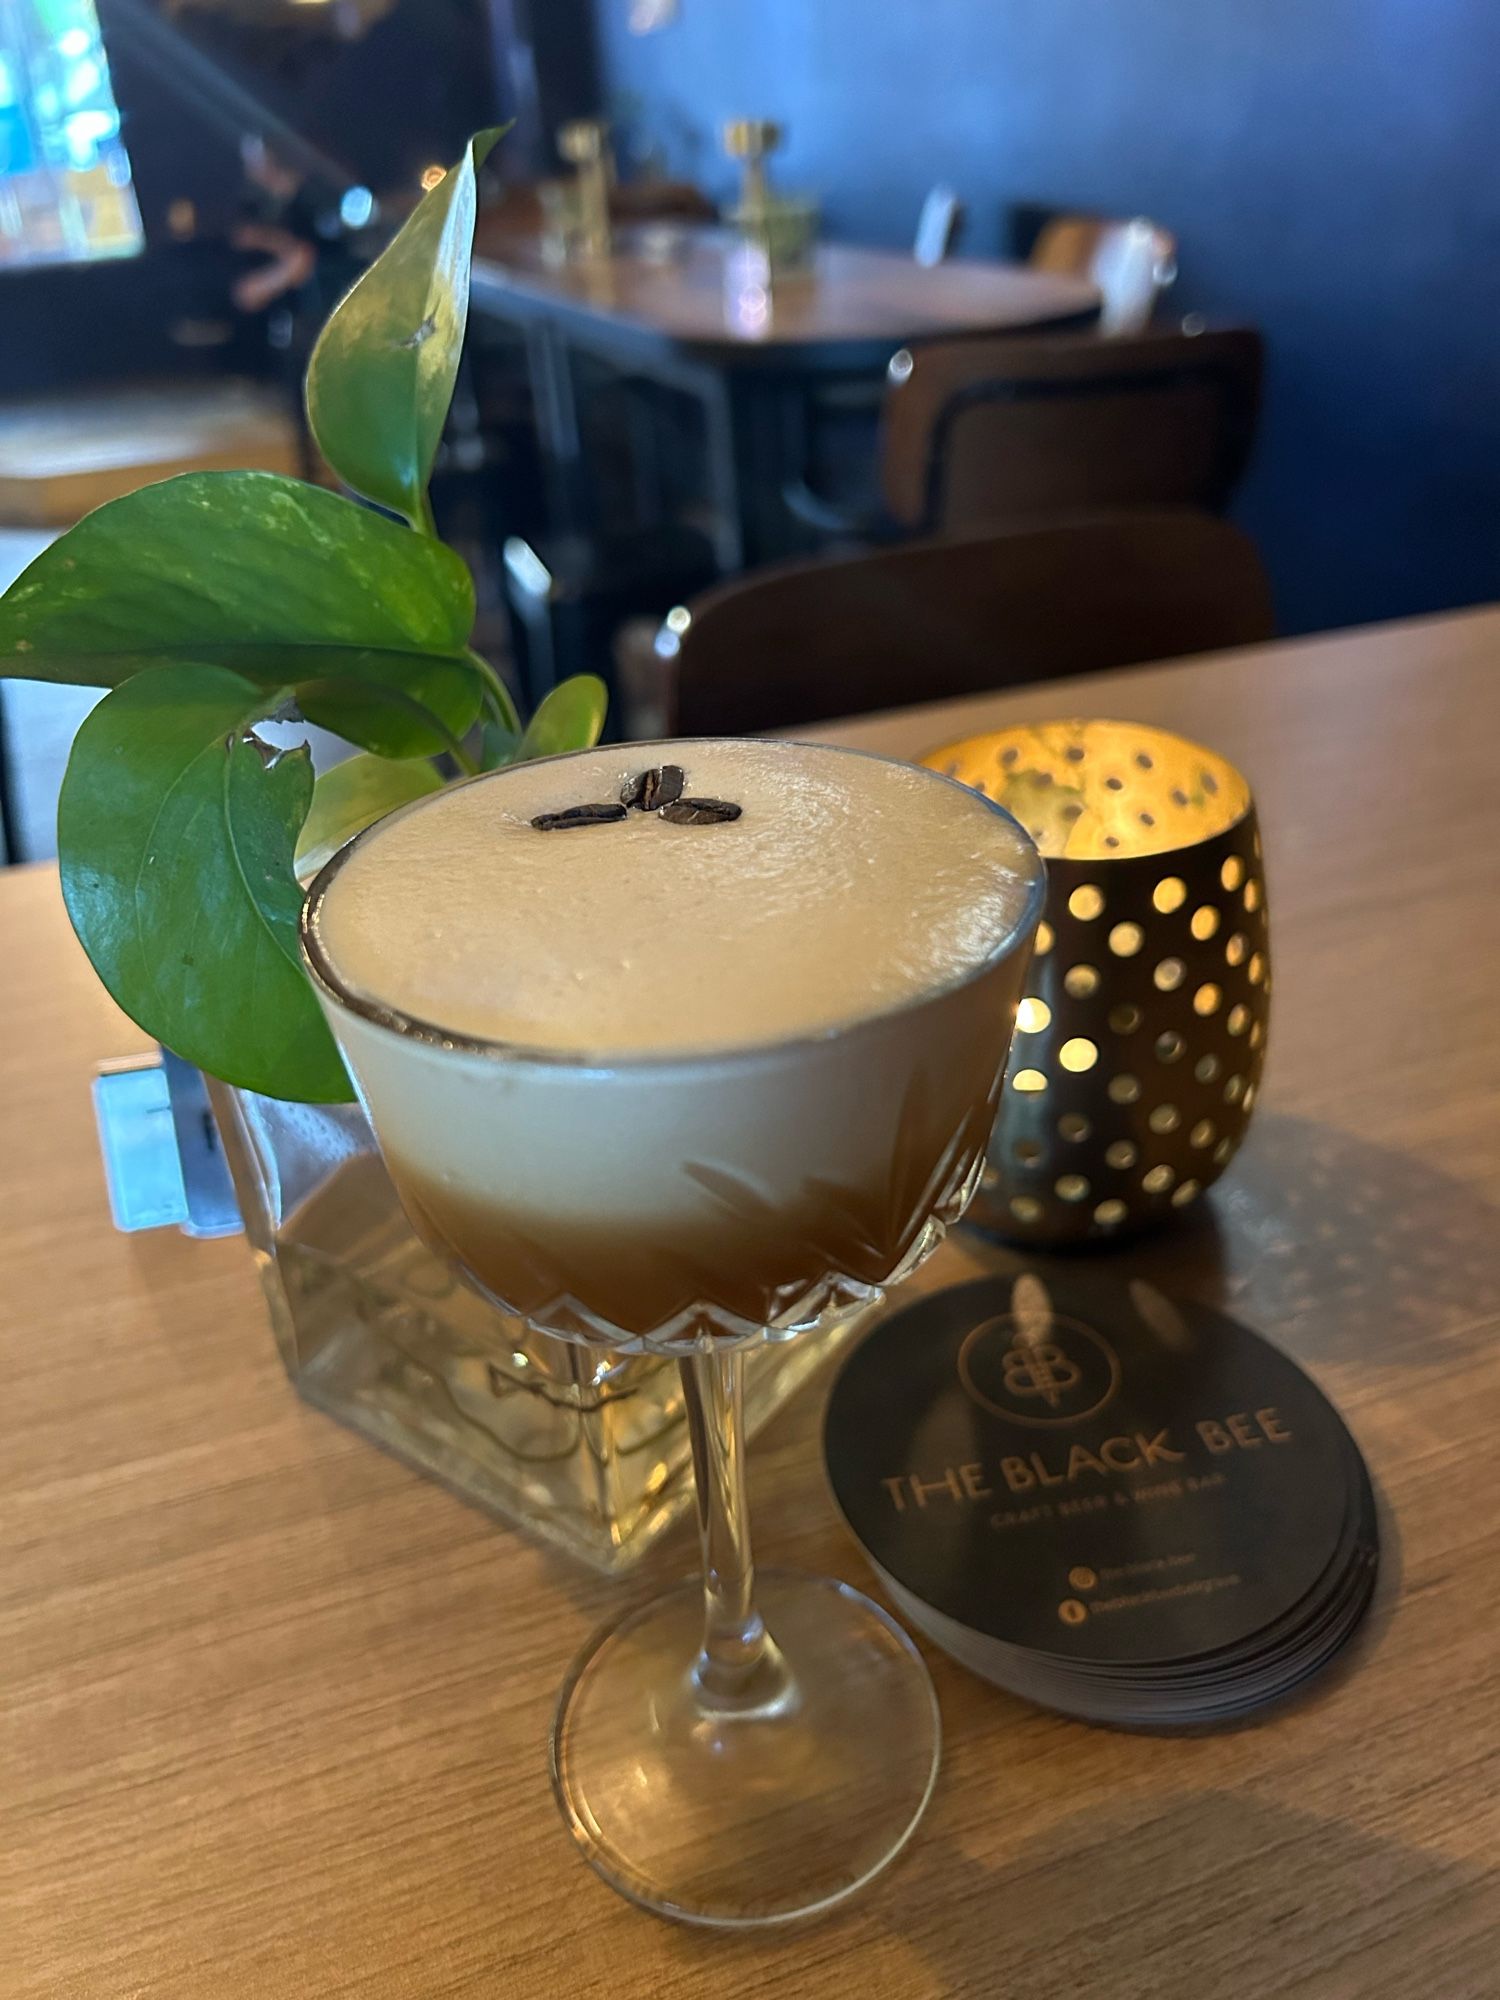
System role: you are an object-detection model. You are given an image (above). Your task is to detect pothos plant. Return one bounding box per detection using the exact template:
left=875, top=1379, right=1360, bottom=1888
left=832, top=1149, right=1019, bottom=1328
left=0, top=128, right=605, bottom=1105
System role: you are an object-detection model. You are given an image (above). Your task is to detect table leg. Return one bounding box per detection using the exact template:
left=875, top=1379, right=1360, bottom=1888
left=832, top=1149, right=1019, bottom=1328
left=703, top=370, right=886, bottom=569
left=700, top=375, right=748, bottom=573
left=523, top=321, right=587, bottom=536
left=703, top=373, right=818, bottom=570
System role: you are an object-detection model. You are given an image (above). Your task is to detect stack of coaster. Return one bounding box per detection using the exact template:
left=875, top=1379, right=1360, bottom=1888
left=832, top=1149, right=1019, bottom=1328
left=824, top=1270, right=1378, bottom=1729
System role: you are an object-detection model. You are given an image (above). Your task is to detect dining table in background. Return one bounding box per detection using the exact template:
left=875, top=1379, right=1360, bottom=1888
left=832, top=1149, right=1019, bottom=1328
left=468, top=227, right=1100, bottom=566
left=4, top=605, right=1500, bottom=1998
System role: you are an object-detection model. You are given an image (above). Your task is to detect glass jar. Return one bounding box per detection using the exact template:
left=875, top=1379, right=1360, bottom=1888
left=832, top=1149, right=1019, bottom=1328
left=207, top=1082, right=856, bottom=1572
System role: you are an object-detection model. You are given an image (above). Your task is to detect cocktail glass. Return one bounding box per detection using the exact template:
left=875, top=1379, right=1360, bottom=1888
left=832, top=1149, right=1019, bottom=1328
left=300, top=743, right=1043, bottom=1928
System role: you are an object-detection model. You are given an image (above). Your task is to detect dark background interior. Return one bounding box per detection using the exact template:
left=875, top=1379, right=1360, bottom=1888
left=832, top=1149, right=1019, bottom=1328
left=0, top=0, right=1495, bottom=641
left=0, top=0, right=502, bottom=399
left=595, top=0, right=1500, bottom=635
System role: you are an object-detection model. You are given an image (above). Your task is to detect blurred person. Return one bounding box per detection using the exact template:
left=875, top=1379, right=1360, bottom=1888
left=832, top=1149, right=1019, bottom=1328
left=229, top=134, right=319, bottom=320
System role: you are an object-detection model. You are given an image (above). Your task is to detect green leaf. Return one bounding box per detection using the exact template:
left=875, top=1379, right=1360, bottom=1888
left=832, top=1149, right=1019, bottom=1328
left=294, top=672, right=476, bottom=764
left=307, top=127, right=507, bottom=524
left=295, top=752, right=444, bottom=881
left=478, top=714, right=521, bottom=770
left=0, top=471, right=481, bottom=756
left=59, top=664, right=352, bottom=1102
left=515, top=675, right=609, bottom=763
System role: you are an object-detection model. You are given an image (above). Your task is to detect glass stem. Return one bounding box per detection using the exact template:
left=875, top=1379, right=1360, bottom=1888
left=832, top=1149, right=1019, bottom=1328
left=680, top=1346, right=787, bottom=1710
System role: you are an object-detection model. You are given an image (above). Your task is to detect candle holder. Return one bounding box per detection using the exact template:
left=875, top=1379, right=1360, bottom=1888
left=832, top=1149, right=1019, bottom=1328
left=722, top=118, right=818, bottom=274
left=557, top=118, right=613, bottom=260
left=923, top=720, right=1270, bottom=1245
left=722, top=118, right=783, bottom=218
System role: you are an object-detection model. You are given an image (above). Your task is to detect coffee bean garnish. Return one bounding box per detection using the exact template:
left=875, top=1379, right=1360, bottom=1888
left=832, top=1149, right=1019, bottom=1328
left=660, top=797, right=743, bottom=825
left=535, top=772, right=741, bottom=829
left=621, top=764, right=685, bottom=812
left=530, top=802, right=629, bottom=831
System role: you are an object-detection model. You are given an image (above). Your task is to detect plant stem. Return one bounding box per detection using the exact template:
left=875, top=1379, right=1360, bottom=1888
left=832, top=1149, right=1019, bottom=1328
left=415, top=491, right=438, bottom=538
left=465, top=644, right=521, bottom=739
left=679, top=1347, right=790, bottom=1711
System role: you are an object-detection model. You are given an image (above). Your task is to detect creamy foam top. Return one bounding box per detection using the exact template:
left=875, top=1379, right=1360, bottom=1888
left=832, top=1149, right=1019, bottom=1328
left=310, top=741, right=1039, bottom=1056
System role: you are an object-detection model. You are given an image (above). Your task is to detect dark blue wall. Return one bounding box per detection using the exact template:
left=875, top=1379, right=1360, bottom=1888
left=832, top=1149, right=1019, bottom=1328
left=597, top=0, right=1500, bottom=634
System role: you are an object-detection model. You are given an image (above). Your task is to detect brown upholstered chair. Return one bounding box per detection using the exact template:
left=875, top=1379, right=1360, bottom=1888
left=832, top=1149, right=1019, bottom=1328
left=618, top=509, right=1274, bottom=738
left=877, top=326, right=1263, bottom=538
left=784, top=324, right=1261, bottom=546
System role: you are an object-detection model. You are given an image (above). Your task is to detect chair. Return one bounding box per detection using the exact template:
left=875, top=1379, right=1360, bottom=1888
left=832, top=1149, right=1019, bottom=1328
left=1029, top=214, right=1178, bottom=334
left=879, top=326, right=1263, bottom=537
left=618, top=510, right=1274, bottom=738
left=504, top=524, right=719, bottom=709
left=796, top=206, right=1177, bottom=549
left=779, top=183, right=967, bottom=539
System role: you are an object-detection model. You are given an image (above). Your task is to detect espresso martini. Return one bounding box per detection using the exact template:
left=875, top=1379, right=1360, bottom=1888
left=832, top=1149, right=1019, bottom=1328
left=302, top=740, right=1042, bottom=1343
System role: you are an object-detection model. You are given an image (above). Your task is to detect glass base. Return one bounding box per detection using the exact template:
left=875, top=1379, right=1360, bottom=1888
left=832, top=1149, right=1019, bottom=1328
left=551, top=1569, right=940, bottom=1927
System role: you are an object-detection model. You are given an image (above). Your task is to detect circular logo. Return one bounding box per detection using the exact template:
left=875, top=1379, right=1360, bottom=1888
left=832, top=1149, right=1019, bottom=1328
left=958, top=1311, right=1121, bottom=1428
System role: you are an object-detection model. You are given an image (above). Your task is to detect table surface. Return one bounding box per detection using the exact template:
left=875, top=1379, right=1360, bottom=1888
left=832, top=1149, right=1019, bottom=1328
left=470, top=232, right=1099, bottom=368
left=5, top=606, right=1500, bottom=1998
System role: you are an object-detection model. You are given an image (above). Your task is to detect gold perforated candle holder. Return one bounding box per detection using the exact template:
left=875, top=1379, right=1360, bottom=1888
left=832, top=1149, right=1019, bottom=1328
left=922, top=720, right=1270, bottom=1246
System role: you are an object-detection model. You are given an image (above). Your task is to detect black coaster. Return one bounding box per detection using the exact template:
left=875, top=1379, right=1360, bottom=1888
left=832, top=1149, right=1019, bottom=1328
left=824, top=1269, right=1378, bottom=1726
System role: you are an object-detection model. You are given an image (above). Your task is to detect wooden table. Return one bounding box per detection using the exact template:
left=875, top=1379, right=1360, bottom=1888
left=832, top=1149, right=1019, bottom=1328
left=0, top=382, right=302, bottom=529
left=6, top=606, right=1500, bottom=1998
left=469, top=231, right=1098, bottom=567
left=471, top=233, right=1098, bottom=370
